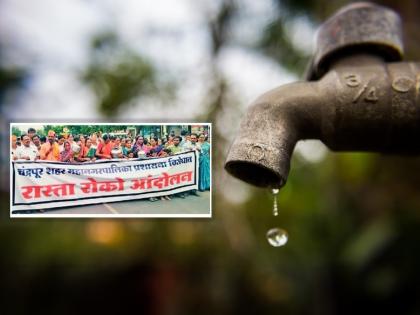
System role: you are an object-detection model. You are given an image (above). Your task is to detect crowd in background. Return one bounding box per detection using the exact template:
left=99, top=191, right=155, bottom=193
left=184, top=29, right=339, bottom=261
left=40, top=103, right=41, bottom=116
left=11, top=127, right=211, bottom=200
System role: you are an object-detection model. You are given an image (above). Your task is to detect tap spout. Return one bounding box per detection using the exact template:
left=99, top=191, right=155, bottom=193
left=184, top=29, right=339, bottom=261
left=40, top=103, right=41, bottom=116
left=225, top=2, right=420, bottom=189
left=225, top=57, right=420, bottom=188
left=225, top=81, right=322, bottom=188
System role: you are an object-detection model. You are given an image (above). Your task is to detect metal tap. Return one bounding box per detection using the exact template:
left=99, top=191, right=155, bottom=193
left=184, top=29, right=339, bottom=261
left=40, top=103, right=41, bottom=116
left=225, top=2, right=420, bottom=188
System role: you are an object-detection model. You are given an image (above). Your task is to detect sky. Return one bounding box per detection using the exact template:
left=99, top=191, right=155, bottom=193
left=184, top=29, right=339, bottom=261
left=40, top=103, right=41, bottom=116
left=1, top=0, right=327, bottom=200
left=0, top=0, right=301, bottom=120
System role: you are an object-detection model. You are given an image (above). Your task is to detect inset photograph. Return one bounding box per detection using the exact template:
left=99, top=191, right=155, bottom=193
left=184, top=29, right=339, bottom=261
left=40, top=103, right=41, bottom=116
left=11, top=123, right=211, bottom=217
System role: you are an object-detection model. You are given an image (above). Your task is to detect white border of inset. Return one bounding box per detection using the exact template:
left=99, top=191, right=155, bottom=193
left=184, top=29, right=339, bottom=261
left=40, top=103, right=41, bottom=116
left=10, top=122, right=212, bottom=218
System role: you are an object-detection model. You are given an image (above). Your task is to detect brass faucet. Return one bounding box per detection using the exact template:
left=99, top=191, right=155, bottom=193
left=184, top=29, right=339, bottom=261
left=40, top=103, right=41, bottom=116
left=225, top=2, right=420, bottom=188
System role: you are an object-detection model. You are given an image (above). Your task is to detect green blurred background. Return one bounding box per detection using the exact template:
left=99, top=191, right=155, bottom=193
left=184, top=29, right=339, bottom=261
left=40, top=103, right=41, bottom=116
left=1, top=0, right=420, bottom=314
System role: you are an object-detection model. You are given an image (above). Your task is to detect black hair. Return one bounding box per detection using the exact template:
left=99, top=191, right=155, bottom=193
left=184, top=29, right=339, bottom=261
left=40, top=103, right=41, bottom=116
left=58, top=135, right=65, bottom=140
left=102, top=134, right=109, bottom=141
left=174, top=136, right=182, bottom=141
left=21, top=134, right=29, bottom=141
left=32, top=134, right=40, bottom=140
left=27, top=128, right=36, bottom=134
left=190, top=133, right=198, bottom=138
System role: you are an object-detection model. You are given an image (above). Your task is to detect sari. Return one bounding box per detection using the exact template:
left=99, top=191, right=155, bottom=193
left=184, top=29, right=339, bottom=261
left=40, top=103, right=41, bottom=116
left=199, top=141, right=210, bottom=191
left=60, top=143, right=74, bottom=162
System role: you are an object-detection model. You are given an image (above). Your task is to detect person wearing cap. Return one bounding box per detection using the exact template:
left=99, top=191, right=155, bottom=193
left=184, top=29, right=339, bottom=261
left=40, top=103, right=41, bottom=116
left=40, top=130, right=60, bottom=161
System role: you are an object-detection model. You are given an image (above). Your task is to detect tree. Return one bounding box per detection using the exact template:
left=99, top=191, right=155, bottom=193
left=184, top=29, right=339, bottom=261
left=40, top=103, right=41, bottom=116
left=82, top=32, right=175, bottom=117
left=11, top=126, right=21, bottom=137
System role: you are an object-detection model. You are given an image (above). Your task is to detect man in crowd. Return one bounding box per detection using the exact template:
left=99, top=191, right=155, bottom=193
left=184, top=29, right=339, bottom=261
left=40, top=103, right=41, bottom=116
left=32, top=134, right=42, bottom=152
left=182, top=133, right=200, bottom=152
left=168, top=135, right=200, bottom=198
left=16, top=134, right=39, bottom=161
left=27, top=128, right=36, bottom=142
left=40, top=130, right=60, bottom=161
left=168, top=136, right=183, bottom=154
left=184, top=133, right=200, bottom=197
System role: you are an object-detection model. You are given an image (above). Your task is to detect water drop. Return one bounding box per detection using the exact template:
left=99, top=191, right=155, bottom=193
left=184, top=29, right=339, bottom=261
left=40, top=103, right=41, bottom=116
left=266, top=228, right=288, bottom=247
left=272, top=188, right=279, bottom=216
left=273, top=197, right=278, bottom=216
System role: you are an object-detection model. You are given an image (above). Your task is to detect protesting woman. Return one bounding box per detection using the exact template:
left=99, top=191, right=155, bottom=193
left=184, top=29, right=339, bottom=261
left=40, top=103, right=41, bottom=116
left=78, top=138, right=96, bottom=162
left=60, top=141, right=74, bottom=163
left=132, top=136, right=149, bottom=158
left=198, top=133, right=210, bottom=191
left=149, top=137, right=163, bottom=155
left=111, top=137, right=123, bottom=159
left=122, top=139, right=133, bottom=158
left=95, top=134, right=112, bottom=159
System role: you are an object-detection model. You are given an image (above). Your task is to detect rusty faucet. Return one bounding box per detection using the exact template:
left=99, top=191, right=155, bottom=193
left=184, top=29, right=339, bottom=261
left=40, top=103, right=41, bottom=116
left=225, top=2, right=420, bottom=188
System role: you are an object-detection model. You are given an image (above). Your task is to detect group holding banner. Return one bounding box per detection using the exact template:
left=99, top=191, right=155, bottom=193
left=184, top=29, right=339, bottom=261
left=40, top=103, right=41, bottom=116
left=12, top=151, right=198, bottom=212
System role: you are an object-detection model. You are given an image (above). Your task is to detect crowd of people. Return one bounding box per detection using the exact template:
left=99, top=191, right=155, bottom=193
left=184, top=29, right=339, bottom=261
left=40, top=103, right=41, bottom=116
left=11, top=127, right=211, bottom=201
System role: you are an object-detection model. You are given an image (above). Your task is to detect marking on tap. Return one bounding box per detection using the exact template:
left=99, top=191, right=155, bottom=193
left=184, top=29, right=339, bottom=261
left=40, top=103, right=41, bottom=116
left=365, top=86, right=378, bottom=102
left=344, top=73, right=361, bottom=87
left=392, top=76, right=414, bottom=93
left=247, top=144, right=266, bottom=161
left=352, top=84, right=367, bottom=103
left=349, top=77, right=378, bottom=104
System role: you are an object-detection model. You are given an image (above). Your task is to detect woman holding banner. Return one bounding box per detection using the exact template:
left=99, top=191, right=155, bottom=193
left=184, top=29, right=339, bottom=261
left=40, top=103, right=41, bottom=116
left=60, top=141, right=74, bottom=162
left=198, top=134, right=210, bottom=191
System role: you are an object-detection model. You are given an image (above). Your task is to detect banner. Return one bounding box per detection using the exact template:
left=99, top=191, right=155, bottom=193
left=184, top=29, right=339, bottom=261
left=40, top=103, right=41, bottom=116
left=12, top=151, right=198, bottom=212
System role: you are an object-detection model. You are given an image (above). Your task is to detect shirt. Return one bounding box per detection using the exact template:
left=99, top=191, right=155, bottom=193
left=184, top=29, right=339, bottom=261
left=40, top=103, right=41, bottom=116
left=182, top=141, right=199, bottom=152
left=16, top=145, right=39, bottom=161
left=40, top=142, right=60, bottom=161
left=168, top=145, right=183, bottom=154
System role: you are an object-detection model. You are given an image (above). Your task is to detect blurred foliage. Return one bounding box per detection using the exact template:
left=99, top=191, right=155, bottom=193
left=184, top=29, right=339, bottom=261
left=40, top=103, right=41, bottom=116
left=82, top=32, right=176, bottom=117
left=2, top=0, right=420, bottom=314
left=259, top=15, right=311, bottom=75
left=11, top=126, right=21, bottom=137
left=0, top=66, right=26, bottom=104
left=42, top=124, right=135, bottom=136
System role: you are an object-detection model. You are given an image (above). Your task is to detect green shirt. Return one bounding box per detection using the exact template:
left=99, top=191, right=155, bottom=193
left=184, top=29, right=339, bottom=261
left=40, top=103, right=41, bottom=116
left=168, top=145, right=183, bottom=154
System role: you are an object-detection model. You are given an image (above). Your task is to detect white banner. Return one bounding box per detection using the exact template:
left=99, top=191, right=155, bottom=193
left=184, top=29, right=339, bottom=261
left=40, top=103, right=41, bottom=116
left=11, top=151, right=198, bottom=212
